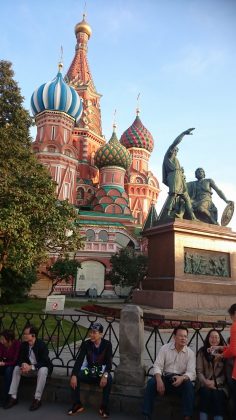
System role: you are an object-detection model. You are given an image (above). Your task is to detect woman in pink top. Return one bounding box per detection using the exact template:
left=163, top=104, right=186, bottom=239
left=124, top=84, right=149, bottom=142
left=210, top=303, right=236, bottom=419
left=0, top=329, right=21, bottom=405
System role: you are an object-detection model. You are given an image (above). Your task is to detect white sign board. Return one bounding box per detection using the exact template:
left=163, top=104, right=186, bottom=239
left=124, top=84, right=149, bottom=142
left=45, top=295, right=65, bottom=312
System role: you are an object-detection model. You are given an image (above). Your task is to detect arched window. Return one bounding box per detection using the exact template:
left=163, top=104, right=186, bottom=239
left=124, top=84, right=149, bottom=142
left=77, top=188, right=84, bottom=199
left=51, top=126, right=56, bottom=140
left=86, top=229, right=95, bottom=242
left=98, top=230, right=109, bottom=242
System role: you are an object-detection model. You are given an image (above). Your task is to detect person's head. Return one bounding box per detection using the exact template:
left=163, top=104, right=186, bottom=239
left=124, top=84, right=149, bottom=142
left=0, top=329, right=15, bottom=347
left=169, top=146, right=179, bottom=158
left=201, top=329, right=225, bottom=361
left=173, top=326, right=188, bottom=350
left=228, top=303, right=236, bottom=322
left=195, top=167, right=205, bottom=180
left=88, top=322, right=103, bottom=345
left=204, top=329, right=224, bottom=348
left=23, top=325, right=38, bottom=346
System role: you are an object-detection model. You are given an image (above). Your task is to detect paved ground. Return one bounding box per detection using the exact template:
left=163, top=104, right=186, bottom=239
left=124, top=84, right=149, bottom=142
left=1, top=401, right=143, bottom=420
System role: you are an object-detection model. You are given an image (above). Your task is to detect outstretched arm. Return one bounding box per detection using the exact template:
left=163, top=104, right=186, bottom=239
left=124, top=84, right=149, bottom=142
left=210, top=179, right=230, bottom=203
left=168, top=128, right=195, bottom=151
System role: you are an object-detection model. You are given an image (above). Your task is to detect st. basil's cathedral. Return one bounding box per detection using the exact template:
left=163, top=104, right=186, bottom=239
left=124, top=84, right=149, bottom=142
left=30, top=15, right=160, bottom=297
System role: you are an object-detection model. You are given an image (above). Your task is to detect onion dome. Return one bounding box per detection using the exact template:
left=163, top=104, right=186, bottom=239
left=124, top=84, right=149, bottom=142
left=120, top=114, right=154, bottom=152
left=75, top=14, right=92, bottom=38
left=31, top=63, right=83, bottom=122
left=95, top=126, right=132, bottom=170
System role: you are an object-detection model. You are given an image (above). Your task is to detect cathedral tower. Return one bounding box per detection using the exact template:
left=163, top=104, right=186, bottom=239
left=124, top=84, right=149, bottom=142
left=31, top=63, right=83, bottom=203
left=120, top=110, right=160, bottom=225
left=66, top=15, right=105, bottom=207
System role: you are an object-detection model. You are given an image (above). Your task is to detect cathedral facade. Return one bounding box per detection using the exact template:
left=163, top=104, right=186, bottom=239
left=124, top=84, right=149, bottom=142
left=30, top=15, right=160, bottom=296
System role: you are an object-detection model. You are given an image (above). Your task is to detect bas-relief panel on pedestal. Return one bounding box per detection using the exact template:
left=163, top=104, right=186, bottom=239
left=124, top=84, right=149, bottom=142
left=184, top=247, right=230, bottom=277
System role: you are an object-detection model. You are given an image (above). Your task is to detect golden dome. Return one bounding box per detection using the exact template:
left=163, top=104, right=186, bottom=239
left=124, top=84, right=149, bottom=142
left=75, top=14, right=92, bottom=38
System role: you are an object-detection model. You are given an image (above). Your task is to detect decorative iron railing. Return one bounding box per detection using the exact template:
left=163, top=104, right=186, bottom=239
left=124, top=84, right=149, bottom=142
left=0, top=311, right=119, bottom=375
left=0, top=310, right=231, bottom=377
left=142, top=316, right=230, bottom=376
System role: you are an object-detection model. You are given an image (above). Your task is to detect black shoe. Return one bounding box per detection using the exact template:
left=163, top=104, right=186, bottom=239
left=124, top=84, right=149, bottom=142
left=29, top=399, right=42, bottom=411
left=67, top=403, right=85, bottom=415
left=4, top=397, right=18, bottom=409
left=99, top=406, right=109, bottom=418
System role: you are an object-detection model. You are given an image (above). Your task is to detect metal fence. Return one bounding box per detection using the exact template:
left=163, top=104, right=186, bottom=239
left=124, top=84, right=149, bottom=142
left=143, top=316, right=231, bottom=376
left=0, top=311, right=119, bottom=375
left=0, top=310, right=231, bottom=377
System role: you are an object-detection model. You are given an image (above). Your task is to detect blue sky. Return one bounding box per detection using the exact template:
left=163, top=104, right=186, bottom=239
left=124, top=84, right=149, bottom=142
left=1, top=0, right=235, bottom=228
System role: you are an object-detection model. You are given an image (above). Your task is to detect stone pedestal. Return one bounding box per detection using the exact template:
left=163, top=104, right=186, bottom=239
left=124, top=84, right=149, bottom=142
left=114, top=305, right=145, bottom=393
left=133, top=219, right=236, bottom=309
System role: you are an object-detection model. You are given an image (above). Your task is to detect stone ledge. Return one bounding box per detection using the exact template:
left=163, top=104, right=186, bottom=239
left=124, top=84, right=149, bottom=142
left=1, top=375, right=233, bottom=419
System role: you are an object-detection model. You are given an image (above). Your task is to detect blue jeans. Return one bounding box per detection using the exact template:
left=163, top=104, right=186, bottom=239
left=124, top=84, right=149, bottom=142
left=0, top=366, right=14, bottom=401
left=198, top=386, right=226, bottom=416
left=230, top=378, right=236, bottom=419
left=142, top=375, right=195, bottom=417
left=71, top=370, right=112, bottom=409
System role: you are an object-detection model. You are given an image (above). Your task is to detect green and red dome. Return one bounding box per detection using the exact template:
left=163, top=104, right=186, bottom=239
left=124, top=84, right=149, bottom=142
left=95, top=130, right=132, bottom=170
left=120, top=115, right=154, bottom=152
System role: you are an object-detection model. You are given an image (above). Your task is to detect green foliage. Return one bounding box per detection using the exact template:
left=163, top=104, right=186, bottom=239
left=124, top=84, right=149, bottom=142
left=49, top=257, right=81, bottom=279
left=0, top=60, right=83, bottom=277
left=109, top=247, right=148, bottom=288
left=48, top=257, right=81, bottom=295
left=0, top=267, right=37, bottom=303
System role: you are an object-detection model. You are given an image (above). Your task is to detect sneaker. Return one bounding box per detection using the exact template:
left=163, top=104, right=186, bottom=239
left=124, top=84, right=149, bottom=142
left=29, top=399, right=42, bottom=411
left=4, top=397, right=18, bottom=409
left=99, top=407, right=109, bottom=418
left=67, top=403, right=85, bottom=415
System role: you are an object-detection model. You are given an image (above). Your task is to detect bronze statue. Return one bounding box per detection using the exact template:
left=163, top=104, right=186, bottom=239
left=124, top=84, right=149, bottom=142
left=187, top=168, right=231, bottom=225
left=162, top=128, right=197, bottom=220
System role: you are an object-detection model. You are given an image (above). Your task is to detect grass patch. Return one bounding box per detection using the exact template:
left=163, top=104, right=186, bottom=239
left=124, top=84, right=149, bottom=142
left=0, top=298, right=88, bottom=346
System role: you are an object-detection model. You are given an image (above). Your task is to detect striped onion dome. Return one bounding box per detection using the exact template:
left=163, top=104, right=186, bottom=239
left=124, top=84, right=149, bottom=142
left=120, top=114, right=154, bottom=152
left=95, top=127, right=132, bottom=170
left=31, top=63, right=83, bottom=122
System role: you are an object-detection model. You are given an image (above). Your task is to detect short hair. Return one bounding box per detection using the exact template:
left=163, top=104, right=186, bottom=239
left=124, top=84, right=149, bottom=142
left=0, top=329, right=15, bottom=342
left=228, top=303, right=236, bottom=316
left=24, top=324, right=38, bottom=337
left=173, top=326, right=188, bottom=335
left=195, top=167, right=205, bottom=178
left=89, top=322, right=103, bottom=333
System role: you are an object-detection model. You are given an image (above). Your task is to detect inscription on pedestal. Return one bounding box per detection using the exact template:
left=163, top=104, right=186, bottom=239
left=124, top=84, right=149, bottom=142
left=184, top=248, right=230, bottom=277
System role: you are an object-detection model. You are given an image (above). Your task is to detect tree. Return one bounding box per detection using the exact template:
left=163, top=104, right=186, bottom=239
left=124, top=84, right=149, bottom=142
left=0, top=267, right=37, bottom=304
left=47, top=256, right=81, bottom=295
left=109, top=247, right=148, bottom=291
left=0, top=60, right=83, bottom=280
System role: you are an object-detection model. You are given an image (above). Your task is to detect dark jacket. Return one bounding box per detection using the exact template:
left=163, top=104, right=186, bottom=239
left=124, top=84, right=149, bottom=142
left=17, top=339, right=53, bottom=375
left=72, top=338, right=112, bottom=377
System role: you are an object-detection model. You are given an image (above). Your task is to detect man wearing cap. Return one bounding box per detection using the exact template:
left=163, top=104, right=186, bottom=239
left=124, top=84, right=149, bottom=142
left=68, top=322, right=112, bottom=418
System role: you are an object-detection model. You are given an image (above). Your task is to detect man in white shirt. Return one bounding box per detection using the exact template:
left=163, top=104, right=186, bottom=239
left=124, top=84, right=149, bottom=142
left=4, top=325, right=53, bottom=411
left=142, top=326, right=196, bottom=420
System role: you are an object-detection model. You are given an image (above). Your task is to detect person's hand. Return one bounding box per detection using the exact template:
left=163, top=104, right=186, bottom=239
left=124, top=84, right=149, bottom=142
left=205, top=379, right=216, bottom=389
left=172, top=375, right=185, bottom=387
left=21, top=363, right=31, bottom=373
left=184, top=128, right=195, bottom=135
left=0, top=361, right=5, bottom=366
left=70, top=375, right=77, bottom=389
left=99, top=375, right=108, bottom=388
left=156, top=376, right=165, bottom=396
left=208, top=345, right=224, bottom=355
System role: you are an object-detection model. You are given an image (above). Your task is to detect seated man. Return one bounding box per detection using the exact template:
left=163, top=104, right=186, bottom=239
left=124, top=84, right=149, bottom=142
left=142, top=326, right=196, bottom=420
left=5, top=324, right=53, bottom=411
left=187, top=168, right=230, bottom=224
left=68, top=322, right=112, bottom=418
